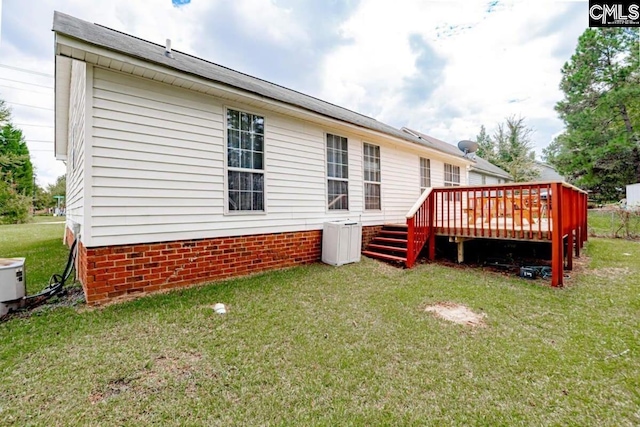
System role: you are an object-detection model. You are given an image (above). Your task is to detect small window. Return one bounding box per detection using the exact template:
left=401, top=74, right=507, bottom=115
left=364, top=143, right=381, bottom=210
left=444, top=163, right=460, bottom=187
left=227, top=109, right=265, bottom=212
left=481, top=175, right=486, bottom=185
left=327, top=134, right=348, bottom=210
left=420, top=157, right=431, bottom=193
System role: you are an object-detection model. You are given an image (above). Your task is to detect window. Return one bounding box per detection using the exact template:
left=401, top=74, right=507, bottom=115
left=444, top=163, right=461, bottom=202
left=364, top=143, right=381, bottom=210
left=420, top=157, right=431, bottom=193
left=327, top=134, right=349, bottom=210
left=444, top=163, right=461, bottom=187
left=481, top=175, right=486, bottom=185
left=227, top=109, right=264, bottom=212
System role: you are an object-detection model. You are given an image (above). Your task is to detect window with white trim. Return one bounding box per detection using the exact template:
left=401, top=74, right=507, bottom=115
left=444, top=163, right=460, bottom=187
left=420, top=157, right=431, bottom=193
left=363, top=143, right=381, bottom=210
left=327, top=133, right=348, bottom=210
left=227, top=109, right=264, bottom=212
left=444, top=163, right=461, bottom=202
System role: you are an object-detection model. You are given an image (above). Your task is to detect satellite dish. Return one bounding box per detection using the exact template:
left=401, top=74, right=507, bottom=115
left=458, top=140, right=479, bottom=157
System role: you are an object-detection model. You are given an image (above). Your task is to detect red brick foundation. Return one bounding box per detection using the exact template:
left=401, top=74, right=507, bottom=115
left=361, top=225, right=384, bottom=248
left=67, top=225, right=383, bottom=305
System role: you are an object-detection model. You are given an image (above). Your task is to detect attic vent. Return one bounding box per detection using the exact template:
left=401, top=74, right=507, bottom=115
left=165, top=39, right=174, bottom=59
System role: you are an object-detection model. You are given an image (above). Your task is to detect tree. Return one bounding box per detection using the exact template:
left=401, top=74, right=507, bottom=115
left=0, top=180, right=30, bottom=224
left=475, top=125, right=495, bottom=162
left=0, top=99, right=10, bottom=124
left=544, top=28, right=640, bottom=201
left=476, top=116, right=539, bottom=182
left=0, top=123, right=34, bottom=196
left=46, top=175, right=66, bottom=203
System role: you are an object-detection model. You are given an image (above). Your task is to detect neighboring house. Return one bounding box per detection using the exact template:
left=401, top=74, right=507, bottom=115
left=401, top=128, right=512, bottom=185
left=53, top=12, right=473, bottom=304
left=534, top=161, right=565, bottom=182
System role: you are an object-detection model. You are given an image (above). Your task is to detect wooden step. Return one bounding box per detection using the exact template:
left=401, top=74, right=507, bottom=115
left=367, top=244, right=408, bottom=254
left=379, top=230, right=408, bottom=238
left=362, top=251, right=407, bottom=263
left=372, top=237, right=408, bottom=245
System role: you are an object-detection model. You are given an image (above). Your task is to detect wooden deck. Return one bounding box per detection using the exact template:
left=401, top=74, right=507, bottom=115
left=400, top=182, right=588, bottom=287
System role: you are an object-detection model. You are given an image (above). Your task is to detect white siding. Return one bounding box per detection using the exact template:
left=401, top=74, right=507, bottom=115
left=65, top=60, right=86, bottom=236
left=87, top=68, right=468, bottom=247
left=469, top=171, right=500, bottom=186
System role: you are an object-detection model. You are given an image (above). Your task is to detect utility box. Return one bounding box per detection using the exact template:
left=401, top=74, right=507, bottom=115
left=322, top=221, right=362, bottom=266
left=0, top=258, right=26, bottom=317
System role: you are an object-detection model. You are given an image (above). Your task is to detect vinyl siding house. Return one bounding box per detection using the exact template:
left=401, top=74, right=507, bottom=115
left=53, top=12, right=475, bottom=304
left=402, top=128, right=512, bottom=185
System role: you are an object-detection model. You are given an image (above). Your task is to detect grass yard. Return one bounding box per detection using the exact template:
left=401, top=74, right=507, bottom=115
left=1, top=223, right=639, bottom=425
left=589, top=209, right=640, bottom=239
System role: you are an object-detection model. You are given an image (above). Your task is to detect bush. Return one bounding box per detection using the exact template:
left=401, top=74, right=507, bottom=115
left=0, top=181, right=31, bottom=224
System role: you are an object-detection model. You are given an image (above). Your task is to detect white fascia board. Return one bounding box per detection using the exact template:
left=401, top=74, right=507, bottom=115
left=54, top=53, right=72, bottom=161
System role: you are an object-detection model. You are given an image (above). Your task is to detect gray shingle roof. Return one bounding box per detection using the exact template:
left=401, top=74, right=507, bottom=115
left=402, top=128, right=511, bottom=179
left=53, top=11, right=468, bottom=161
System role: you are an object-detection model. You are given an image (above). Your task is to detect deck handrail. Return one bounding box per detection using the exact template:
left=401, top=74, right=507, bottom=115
left=406, top=188, right=434, bottom=219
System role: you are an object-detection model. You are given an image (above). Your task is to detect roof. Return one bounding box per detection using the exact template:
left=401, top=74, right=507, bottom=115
left=534, top=161, right=564, bottom=181
left=401, top=128, right=512, bottom=179
left=52, top=12, right=469, bottom=162
left=471, top=156, right=512, bottom=179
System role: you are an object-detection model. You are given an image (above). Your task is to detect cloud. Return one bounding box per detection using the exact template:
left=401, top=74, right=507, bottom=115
left=402, top=34, right=445, bottom=105
left=172, top=0, right=191, bottom=7
left=189, top=0, right=358, bottom=95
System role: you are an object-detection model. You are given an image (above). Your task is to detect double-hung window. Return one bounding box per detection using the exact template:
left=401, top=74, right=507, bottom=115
left=444, top=163, right=461, bottom=202
left=227, top=109, right=264, bottom=212
left=444, top=163, right=460, bottom=187
left=420, top=157, right=431, bottom=194
left=363, top=143, right=381, bottom=210
left=327, top=134, right=348, bottom=210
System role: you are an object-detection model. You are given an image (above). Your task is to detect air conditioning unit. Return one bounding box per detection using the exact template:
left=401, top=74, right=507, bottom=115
left=0, top=258, right=26, bottom=317
left=322, top=221, right=362, bottom=266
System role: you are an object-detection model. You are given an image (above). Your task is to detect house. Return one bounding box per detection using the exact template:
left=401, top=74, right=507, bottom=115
left=533, top=161, right=564, bottom=182
left=53, top=12, right=475, bottom=304
left=402, top=128, right=512, bottom=185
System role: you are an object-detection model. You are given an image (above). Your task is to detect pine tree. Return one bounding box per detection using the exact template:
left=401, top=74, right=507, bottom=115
left=544, top=28, right=639, bottom=201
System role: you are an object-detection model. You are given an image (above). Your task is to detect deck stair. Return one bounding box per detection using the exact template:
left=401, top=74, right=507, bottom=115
left=362, top=225, right=408, bottom=265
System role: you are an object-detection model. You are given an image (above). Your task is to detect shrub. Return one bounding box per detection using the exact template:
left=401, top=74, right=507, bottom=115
left=0, top=181, right=31, bottom=224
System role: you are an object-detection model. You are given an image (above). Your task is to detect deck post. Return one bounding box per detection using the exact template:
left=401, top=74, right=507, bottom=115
left=551, top=183, right=564, bottom=287
left=406, top=217, right=415, bottom=268
left=428, top=194, right=436, bottom=261
left=566, top=188, right=574, bottom=270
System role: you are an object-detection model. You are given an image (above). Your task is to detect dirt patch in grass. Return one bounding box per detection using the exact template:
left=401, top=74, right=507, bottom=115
left=590, top=267, right=631, bottom=280
left=425, top=302, right=486, bottom=327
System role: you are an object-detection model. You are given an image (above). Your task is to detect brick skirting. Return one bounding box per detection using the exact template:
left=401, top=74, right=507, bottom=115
left=65, top=225, right=383, bottom=305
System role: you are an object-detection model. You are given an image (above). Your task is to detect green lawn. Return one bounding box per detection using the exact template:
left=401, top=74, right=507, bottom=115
left=589, top=209, right=640, bottom=238
left=1, top=223, right=639, bottom=425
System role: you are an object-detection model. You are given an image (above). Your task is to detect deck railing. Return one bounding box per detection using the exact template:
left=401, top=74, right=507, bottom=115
left=405, top=182, right=588, bottom=287
left=405, top=188, right=435, bottom=268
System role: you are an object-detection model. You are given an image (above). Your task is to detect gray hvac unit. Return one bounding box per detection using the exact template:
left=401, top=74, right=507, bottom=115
left=0, top=258, right=26, bottom=317
left=322, top=221, right=362, bottom=266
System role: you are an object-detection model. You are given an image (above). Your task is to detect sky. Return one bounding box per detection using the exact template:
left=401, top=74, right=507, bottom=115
left=0, top=0, right=590, bottom=187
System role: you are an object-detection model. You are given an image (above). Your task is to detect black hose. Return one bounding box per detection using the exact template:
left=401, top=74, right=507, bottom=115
left=24, top=238, right=78, bottom=302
